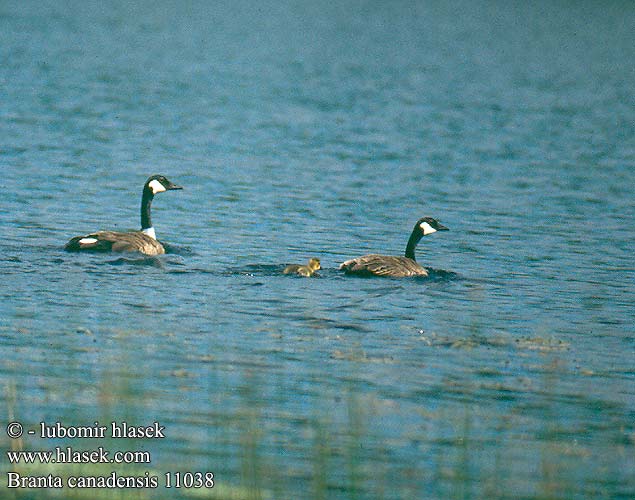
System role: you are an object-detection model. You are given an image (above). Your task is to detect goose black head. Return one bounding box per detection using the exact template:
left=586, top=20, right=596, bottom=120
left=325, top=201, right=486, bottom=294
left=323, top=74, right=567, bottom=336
left=145, top=175, right=183, bottom=195
left=416, top=217, right=449, bottom=236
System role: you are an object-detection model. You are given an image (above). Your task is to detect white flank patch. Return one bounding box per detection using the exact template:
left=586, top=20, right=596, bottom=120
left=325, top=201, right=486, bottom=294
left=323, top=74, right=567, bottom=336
left=420, top=222, right=437, bottom=235
left=142, top=227, right=157, bottom=239
left=79, top=237, right=98, bottom=245
left=148, top=179, right=167, bottom=194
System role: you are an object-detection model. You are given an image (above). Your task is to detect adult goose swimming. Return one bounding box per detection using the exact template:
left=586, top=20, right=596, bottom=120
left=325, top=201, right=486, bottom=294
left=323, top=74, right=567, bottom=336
left=339, top=217, right=448, bottom=277
left=65, top=175, right=182, bottom=256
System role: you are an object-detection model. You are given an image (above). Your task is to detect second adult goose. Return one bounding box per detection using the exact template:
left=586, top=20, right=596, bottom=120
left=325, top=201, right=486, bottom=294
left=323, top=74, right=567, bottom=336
left=339, top=217, right=448, bottom=277
left=65, top=174, right=182, bottom=256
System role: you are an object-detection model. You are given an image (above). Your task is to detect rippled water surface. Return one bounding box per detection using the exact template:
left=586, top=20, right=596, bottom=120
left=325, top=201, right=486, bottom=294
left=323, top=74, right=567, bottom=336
left=1, top=1, right=634, bottom=499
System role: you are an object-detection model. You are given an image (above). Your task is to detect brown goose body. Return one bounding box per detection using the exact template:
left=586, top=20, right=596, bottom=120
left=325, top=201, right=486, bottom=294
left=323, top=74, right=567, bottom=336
left=339, top=254, right=427, bottom=277
left=339, top=217, right=448, bottom=278
left=65, top=231, right=166, bottom=255
left=65, top=175, right=182, bottom=256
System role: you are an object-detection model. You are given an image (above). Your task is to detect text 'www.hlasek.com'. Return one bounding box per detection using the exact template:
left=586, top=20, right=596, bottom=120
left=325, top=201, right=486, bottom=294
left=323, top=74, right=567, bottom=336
left=4, top=421, right=214, bottom=490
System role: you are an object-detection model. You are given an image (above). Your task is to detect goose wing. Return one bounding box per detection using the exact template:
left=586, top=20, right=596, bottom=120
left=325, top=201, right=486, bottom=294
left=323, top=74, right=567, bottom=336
left=339, top=254, right=428, bottom=277
left=65, top=231, right=165, bottom=256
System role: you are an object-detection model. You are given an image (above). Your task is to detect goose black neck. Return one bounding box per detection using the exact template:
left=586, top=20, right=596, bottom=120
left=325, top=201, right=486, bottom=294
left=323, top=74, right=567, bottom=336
left=140, top=187, right=154, bottom=230
left=404, top=229, right=423, bottom=260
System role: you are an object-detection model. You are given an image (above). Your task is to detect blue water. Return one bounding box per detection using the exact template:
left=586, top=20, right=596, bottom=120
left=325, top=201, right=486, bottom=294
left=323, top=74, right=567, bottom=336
left=1, top=1, right=634, bottom=499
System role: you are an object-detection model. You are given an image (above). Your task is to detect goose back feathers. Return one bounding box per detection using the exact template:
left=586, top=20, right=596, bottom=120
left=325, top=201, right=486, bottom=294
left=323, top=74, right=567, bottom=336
left=339, top=254, right=428, bottom=277
left=65, top=231, right=167, bottom=255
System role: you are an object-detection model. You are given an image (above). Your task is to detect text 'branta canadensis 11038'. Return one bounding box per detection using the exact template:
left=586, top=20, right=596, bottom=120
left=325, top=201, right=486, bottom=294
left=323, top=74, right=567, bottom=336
left=64, top=175, right=182, bottom=256
left=283, top=258, right=321, bottom=277
left=339, top=217, right=448, bottom=277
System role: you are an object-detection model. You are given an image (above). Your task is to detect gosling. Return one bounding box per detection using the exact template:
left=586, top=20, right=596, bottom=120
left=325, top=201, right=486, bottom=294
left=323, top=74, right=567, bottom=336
left=283, top=258, right=322, bottom=277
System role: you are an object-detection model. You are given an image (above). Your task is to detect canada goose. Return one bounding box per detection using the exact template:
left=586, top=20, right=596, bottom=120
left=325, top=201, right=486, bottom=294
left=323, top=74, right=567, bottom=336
left=283, top=258, right=321, bottom=277
left=339, top=217, right=448, bottom=277
left=65, top=175, right=182, bottom=256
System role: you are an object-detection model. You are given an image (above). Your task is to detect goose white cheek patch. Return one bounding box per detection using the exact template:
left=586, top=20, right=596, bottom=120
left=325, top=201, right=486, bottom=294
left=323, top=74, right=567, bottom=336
left=148, top=179, right=166, bottom=194
left=420, top=222, right=437, bottom=235
left=79, top=237, right=98, bottom=245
